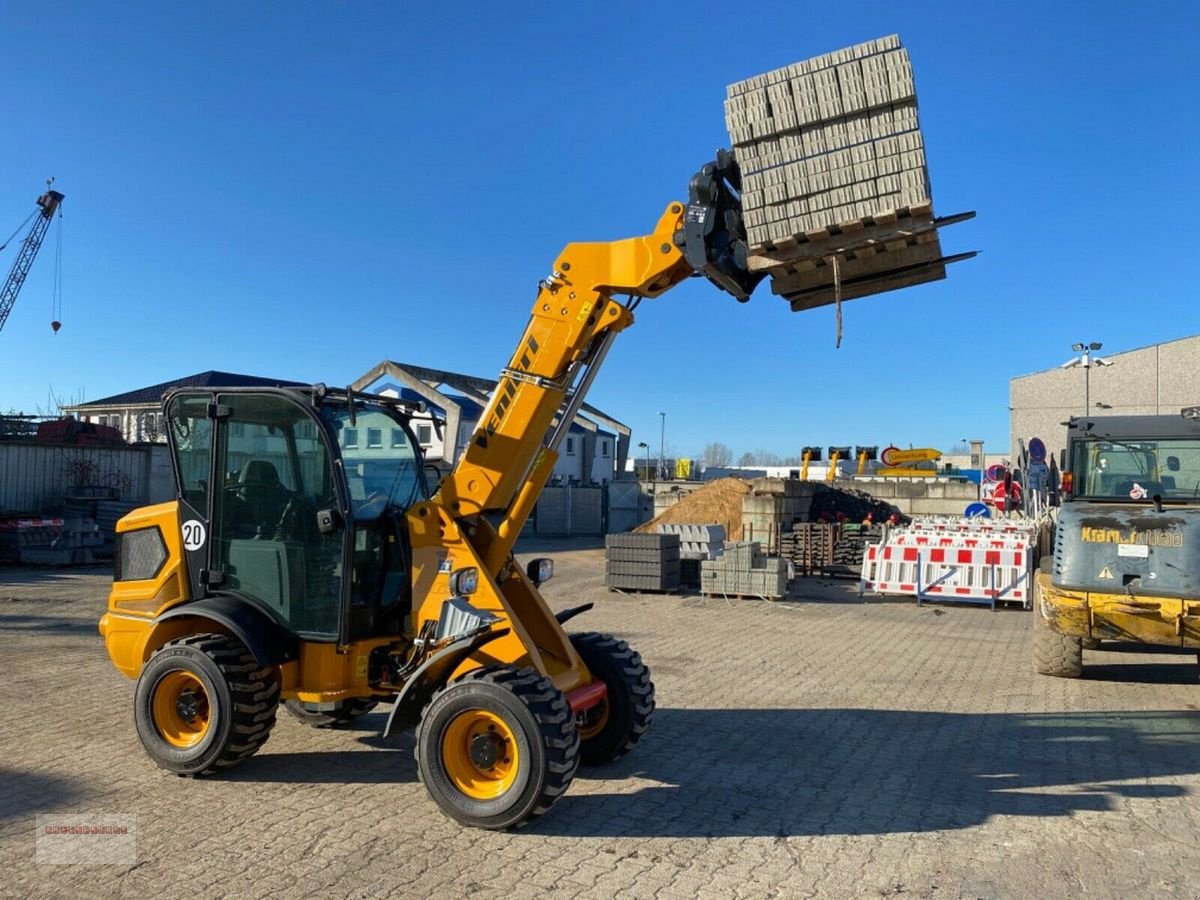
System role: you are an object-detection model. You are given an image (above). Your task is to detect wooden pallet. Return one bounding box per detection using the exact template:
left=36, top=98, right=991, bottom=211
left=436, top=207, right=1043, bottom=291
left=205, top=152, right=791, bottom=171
left=607, top=586, right=683, bottom=596
left=776, top=249, right=978, bottom=311
left=700, top=591, right=786, bottom=602
left=748, top=202, right=943, bottom=265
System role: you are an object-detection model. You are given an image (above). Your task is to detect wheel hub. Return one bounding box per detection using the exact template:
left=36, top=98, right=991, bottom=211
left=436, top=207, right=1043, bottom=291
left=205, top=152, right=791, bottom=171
left=175, top=691, right=202, bottom=721
left=469, top=733, right=503, bottom=768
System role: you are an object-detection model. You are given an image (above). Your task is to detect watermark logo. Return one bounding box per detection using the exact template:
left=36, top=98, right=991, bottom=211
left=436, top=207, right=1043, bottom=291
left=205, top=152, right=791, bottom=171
left=36, top=814, right=136, bottom=865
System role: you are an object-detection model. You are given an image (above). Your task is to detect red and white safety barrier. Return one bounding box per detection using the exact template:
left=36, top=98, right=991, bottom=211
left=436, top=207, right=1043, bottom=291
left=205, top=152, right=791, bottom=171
left=907, top=517, right=1037, bottom=537
left=861, top=532, right=1034, bottom=610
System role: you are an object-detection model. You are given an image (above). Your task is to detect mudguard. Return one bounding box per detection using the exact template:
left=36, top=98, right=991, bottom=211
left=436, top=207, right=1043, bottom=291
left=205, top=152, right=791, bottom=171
left=156, top=595, right=299, bottom=666
left=382, top=628, right=508, bottom=738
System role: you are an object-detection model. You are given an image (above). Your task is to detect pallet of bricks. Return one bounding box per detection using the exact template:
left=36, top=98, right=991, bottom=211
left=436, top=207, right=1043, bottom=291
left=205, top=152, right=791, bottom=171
left=779, top=523, right=836, bottom=576
left=655, top=524, right=725, bottom=589
left=605, top=533, right=680, bottom=593
left=724, top=35, right=975, bottom=313
left=700, top=542, right=788, bottom=600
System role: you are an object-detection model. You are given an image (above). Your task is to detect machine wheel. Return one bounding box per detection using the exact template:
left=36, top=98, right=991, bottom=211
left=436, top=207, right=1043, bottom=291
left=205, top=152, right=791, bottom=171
left=569, top=632, right=655, bottom=765
left=284, top=698, right=379, bottom=728
left=1032, top=603, right=1083, bottom=678
left=134, top=633, right=279, bottom=775
left=415, top=665, right=579, bottom=830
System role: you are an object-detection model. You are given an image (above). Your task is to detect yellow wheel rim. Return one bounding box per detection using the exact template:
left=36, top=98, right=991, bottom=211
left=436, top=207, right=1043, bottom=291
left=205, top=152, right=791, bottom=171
left=578, top=700, right=610, bottom=742
left=441, top=710, right=519, bottom=799
left=151, top=670, right=211, bottom=749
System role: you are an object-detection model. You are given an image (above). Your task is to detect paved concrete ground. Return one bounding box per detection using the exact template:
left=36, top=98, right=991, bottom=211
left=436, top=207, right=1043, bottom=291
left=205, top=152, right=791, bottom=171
left=2, top=539, right=1198, bottom=899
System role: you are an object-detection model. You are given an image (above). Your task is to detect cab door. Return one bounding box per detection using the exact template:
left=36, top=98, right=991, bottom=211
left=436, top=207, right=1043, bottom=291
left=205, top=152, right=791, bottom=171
left=205, top=393, right=347, bottom=640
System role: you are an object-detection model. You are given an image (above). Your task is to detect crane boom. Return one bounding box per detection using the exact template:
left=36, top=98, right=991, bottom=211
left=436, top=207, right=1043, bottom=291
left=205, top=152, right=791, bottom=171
left=0, top=189, right=64, bottom=334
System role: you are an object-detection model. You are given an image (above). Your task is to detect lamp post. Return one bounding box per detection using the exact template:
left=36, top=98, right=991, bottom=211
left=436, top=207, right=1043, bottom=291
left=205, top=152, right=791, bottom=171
left=1061, top=341, right=1112, bottom=416
left=637, top=441, right=650, bottom=481
left=658, top=411, right=666, bottom=481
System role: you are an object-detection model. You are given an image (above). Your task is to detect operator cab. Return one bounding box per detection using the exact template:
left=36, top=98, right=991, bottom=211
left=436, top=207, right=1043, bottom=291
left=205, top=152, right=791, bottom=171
left=1067, top=417, right=1200, bottom=503
left=164, top=386, right=431, bottom=645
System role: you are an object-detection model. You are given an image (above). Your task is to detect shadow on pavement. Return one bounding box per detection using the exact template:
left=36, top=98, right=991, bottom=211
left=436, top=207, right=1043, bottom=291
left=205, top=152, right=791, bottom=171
left=532, top=708, right=1200, bottom=838
left=0, top=612, right=97, bottom=633
left=226, top=743, right=417, bottom=785
left=0, top=766, right=91, bottom=824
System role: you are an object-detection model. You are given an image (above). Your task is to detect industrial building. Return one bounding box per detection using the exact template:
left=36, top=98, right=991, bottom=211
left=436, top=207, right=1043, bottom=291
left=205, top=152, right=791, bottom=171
left=1009, top=334, right=1200, bottom=465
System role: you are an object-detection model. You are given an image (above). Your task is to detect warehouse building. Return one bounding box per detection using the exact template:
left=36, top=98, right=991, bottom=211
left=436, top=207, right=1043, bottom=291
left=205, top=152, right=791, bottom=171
left=1009, top=334, right=1200, bottom=465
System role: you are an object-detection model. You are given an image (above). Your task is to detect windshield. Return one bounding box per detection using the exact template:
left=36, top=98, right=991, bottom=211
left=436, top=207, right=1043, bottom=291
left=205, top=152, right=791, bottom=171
left=1072, top=438, right=1200, bottom=500
left=321, top=403, right=425, bottom=518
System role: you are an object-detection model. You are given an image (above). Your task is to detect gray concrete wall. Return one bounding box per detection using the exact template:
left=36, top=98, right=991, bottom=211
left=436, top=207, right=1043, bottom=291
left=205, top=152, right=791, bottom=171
left=852, top=478, right=980, bottom=516
left=1010, top=334, right=1200, bottom=466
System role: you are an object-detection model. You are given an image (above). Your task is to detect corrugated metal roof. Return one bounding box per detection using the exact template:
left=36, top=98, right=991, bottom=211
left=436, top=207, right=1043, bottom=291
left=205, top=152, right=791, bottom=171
left=72, top=371, right=308, bottom=408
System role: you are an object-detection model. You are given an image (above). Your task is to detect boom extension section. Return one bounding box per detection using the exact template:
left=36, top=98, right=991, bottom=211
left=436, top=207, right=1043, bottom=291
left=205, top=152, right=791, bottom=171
left=404, top=155, right=763, bottom=689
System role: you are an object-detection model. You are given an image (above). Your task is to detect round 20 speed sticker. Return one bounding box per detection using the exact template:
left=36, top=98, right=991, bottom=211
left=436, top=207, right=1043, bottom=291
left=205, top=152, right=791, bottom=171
left=182, top=519, right=207, bottom=551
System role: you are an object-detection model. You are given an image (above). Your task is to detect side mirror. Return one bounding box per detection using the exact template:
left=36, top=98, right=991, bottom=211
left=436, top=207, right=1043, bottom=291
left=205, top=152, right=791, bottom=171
left=526, top=558, right=553, bottom=586
left=316, top=508, right=342, bottom=535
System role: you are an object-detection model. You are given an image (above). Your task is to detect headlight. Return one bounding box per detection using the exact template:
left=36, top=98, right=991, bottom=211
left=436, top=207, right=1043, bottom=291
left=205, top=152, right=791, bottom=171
left=449, top=567, right=478, bottom=596
left=526, top=558, right=553, bottom=586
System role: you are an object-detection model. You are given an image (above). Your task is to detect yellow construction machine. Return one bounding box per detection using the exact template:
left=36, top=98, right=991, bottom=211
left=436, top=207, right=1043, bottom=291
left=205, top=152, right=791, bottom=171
left=98, top=154, right=764, bottom=828
left=1033, top=411, right=1200, bottom=677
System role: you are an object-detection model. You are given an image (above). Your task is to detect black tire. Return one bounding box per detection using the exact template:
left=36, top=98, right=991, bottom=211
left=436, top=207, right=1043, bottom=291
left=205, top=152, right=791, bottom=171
left=415, top=665, right=579, bottom=830
left=134, top=633, right=279, bottom=775
left=1032, top=601, right=1083, bottom=678
left=569, top=632, right=655, bottom=765
left=284, top=698, right=379, bottom=728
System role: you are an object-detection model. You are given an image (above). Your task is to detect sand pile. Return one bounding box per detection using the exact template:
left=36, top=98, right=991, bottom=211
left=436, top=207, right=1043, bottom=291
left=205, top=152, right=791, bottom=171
left=635, top=478, right=750, bottom=540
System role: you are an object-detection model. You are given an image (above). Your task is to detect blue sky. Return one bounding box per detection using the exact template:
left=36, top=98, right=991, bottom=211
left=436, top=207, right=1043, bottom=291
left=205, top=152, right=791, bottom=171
left=1, top=2, right=1197, bottom=461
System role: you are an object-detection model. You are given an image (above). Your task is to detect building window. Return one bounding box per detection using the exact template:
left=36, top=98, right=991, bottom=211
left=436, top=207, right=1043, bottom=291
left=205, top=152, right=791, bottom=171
left=601, top=440, right=609, bottom=456
left=367, top=427, right=383, bottom=449
left=416, top=424, right=432, bottom=445
left=391, top=428, right=405, bottom=448
left=565, top=437, right=575, bottom=455
left=343, top=428, right=359, bottom=449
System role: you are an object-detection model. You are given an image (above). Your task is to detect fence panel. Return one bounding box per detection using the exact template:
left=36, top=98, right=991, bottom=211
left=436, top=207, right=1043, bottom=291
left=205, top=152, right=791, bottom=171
left=0, top=444, right=151, bottom=512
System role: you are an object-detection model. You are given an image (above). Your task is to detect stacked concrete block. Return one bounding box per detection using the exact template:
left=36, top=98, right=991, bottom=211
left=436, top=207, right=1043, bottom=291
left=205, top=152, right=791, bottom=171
left=726, top=35, right=933, bottom=247
left=655, top=523, right=727, bottom=560
left=740, top=478, right=816, bottom=554
left=700, top=541, right=788, bottom=599
left=605, top=533, right=681, bottom=592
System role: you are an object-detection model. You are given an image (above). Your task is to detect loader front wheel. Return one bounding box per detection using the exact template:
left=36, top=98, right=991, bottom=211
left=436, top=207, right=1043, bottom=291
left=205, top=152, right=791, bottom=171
left=284, top=698, right=378, bottom=728
left=1032, top=602, right=1083, bottom=678
left=134, top=633, right=279, bottom=776
left=415, top=665, right=579, bottom=829
left=570, top=632, right=655, bottom=765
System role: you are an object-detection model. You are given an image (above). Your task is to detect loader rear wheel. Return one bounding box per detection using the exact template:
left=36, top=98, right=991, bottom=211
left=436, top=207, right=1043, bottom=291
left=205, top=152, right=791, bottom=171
left=569, top=632, right=655, bottom=765
left=134, top=633, right=279, bottom=775
left=415, top=665, right=579, bottom=830
left=284, top=698, right=378, bottom=728
left=1032, top=602, right=1083, bottom=678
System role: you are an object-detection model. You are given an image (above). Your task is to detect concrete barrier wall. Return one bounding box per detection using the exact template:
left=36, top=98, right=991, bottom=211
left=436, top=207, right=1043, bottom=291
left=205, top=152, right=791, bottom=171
left=851, top=478, right=980, bottom=516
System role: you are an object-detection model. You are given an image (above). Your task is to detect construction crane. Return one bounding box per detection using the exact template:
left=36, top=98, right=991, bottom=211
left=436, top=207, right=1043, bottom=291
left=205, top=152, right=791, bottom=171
left=0, top=183, right=65, bottom=335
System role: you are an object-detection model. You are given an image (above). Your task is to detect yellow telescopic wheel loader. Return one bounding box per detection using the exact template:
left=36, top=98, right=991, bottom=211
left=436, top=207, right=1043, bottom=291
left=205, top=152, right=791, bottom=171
left=98, top=155, right=764, bottom=828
